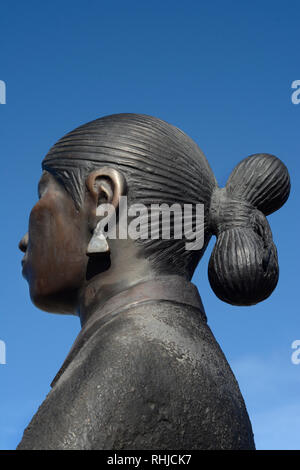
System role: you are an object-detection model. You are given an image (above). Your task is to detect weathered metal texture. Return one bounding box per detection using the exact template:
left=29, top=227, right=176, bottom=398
left=17, top=113, right=290, bottom=450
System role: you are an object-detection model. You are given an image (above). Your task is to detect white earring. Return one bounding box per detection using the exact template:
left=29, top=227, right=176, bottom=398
left=87, top=222, right=109, bottom=255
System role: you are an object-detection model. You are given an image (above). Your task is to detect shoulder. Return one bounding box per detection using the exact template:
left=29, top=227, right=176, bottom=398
left=18, top=300, right=254, bottom=449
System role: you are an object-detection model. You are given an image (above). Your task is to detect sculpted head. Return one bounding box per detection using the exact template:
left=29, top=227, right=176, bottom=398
left=19, top=113, right=290, bottom=318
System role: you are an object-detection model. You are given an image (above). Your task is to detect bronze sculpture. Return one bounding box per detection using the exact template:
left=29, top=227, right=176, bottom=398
left=17, top=113, right=290, bottom=449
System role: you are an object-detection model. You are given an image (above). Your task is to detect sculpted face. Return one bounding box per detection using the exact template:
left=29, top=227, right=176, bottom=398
left=19, top=166, right=127, bottom=315
left=19, top=171, right=90, bottom=314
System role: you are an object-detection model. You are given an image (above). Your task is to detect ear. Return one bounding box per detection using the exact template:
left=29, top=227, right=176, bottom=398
left=85, top=168, right=127, bottom=256
left=85, top=167, right=127, bottom=213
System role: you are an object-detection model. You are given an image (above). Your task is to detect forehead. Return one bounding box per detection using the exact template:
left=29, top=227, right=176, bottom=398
left=37, top=170, right=78, bottom=208
left=39, top=170, right=50, bottom=182
left=38, top=170, right=52, bottom=188
left=37, top=171, right=65, bottom=196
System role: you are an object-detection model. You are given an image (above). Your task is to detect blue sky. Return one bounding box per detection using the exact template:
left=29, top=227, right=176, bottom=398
left=0, top=0, right=299, bottom=450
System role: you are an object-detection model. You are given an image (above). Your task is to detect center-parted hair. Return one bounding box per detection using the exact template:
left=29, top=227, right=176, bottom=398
left=43, top=113, right=290, bottom=306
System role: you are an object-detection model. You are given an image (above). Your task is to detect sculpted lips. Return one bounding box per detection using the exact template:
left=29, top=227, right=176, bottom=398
left=19, top=233, right=29, bottom=271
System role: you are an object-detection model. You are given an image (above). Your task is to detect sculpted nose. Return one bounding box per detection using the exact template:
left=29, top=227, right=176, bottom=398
left=19, top=232, right=28, bottom=253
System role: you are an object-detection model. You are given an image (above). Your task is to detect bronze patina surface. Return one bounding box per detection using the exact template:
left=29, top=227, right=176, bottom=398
left=18, top=113, right=290, bottom=449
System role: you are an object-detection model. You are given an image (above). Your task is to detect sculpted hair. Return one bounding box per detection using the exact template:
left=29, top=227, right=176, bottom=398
left=208, top=153, right=290, bottom=305
left=43, top=113, right=216, bottom=278
left=42, top=114, right=290, bottom=305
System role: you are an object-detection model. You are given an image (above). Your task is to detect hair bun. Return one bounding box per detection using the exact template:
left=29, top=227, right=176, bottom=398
left=208, top=154, right=290, bottom=306
left=226, top=153, right=290, bottom=215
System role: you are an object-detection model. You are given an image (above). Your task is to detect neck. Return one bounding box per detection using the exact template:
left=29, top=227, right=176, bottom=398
left=78, top=240, right=158, bottom=326
left=51, top=273, right=206, bottom=388
left=79, top=273, right=205, bottom=329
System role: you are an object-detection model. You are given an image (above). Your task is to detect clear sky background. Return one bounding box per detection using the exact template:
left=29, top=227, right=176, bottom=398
left=0, top=0, right=299, bottom=450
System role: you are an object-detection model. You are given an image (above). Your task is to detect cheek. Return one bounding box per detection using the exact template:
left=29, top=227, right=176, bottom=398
left=27, top=198, right=88, bottom=296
